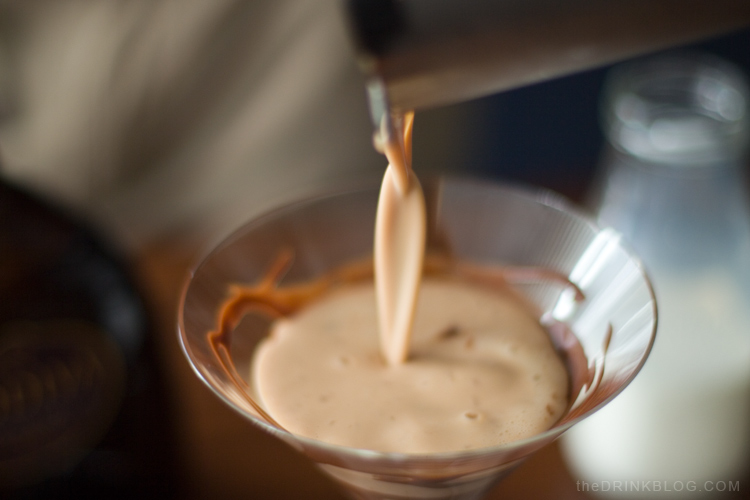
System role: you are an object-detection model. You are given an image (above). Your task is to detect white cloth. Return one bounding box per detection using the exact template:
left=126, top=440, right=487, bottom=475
left=0, top=0, right=385, bottom=248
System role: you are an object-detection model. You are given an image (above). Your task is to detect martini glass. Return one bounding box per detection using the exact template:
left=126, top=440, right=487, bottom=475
left=178, top=177, right=657, bottom=500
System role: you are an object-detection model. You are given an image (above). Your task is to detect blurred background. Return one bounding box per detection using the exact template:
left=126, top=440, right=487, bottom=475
left=415, top=26, right=750, bottom=204
left=0, top=0, right=749, bottom=498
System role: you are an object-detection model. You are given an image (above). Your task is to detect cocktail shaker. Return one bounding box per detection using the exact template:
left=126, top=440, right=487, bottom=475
left=342, top=0, right=750, bottom=128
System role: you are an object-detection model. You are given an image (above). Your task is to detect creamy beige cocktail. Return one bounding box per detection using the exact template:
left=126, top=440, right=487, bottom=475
left=246, top=112, right=571, bottom=454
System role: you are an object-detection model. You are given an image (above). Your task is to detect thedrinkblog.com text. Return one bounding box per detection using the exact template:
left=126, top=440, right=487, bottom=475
left=577, top=480, right=740, bottom=494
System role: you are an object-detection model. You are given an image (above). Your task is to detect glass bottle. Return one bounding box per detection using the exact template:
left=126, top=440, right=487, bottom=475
left=563, top=53, right=750, bottom=497
left=561, top=52, right=750, bottom=496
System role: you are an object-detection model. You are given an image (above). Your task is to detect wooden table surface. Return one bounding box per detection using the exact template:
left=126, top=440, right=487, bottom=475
left=134, top=236, right=748, bottom=500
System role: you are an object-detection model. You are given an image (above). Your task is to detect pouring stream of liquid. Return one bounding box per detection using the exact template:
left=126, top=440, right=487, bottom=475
left=374, top=111, right=426, bottom=365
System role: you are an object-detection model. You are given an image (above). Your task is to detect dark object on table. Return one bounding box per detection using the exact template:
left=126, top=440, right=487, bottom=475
left=0, top=180, right=179, bottom=498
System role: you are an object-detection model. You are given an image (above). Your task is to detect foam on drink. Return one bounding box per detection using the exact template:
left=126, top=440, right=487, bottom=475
left=253, top=276, right=569, bottom=453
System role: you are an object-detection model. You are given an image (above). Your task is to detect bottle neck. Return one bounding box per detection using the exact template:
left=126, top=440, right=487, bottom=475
left=603, top=52, right=749, bottom=168
left=594, top=53, right=750, bottom=269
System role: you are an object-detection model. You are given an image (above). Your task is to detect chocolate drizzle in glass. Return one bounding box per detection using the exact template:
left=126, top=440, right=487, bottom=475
left=207, top=248, right=613, bottom=442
